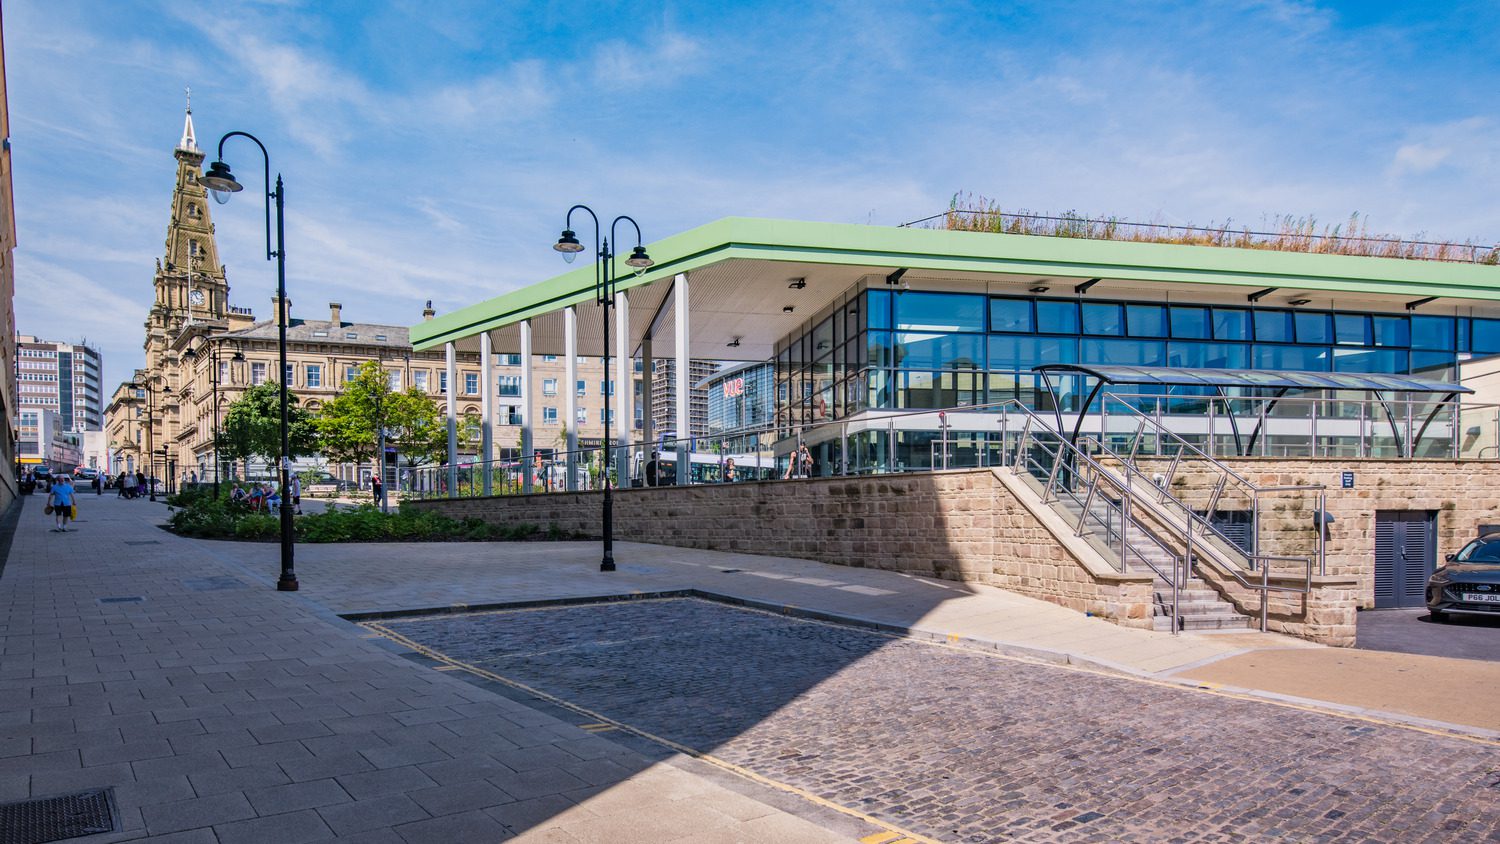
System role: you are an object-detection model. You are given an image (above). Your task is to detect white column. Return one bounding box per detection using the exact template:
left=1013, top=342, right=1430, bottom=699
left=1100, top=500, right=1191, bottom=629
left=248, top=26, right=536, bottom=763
left=480, top=331, right=494, bottom=496
left=445, top=342, right=458, bottom=495
left=674, top=273, right=690, bottom=485
left=564, top=306, right=579, bottom=491
left=615, top=290, right=632, bottom=483
left=520, top=320, right=534, bottom=494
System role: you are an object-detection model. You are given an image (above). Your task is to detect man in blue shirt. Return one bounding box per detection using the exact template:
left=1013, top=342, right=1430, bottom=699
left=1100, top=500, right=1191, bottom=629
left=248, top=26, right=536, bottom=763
left=49, top=475, right=76, bottom=532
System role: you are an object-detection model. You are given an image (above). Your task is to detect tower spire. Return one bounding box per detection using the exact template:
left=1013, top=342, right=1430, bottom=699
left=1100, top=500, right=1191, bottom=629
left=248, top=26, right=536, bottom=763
left=178, top=87, right=198, bottom=153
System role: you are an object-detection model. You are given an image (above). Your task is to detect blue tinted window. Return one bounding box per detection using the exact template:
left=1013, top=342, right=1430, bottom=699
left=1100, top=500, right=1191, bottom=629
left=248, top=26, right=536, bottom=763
left=1332, top=348, right=1408, bottom=374
left=1213, top=309, right=1250, bottom=341
left=1472, top=319, right=1500, bottom=354
left=1411, top=351, right=1455, bottom=380
left=1167, top=342, right=1249, bottom=369
left=895, top=292, right=984, bottom=332
left=1334, top=314, right=1370, bottom=345
left=989, top=298, right=1033, bottom=333
left=866, top=289, right=892, bottom=330
left=1459, top=318, right=1472, bottom=353
left=893, top=332, right=984, bottom=369
left=1294, top=312, right=1331, bottom=344
left=1254, top=345, right=1328, bottom=371
left=1036, top=300, right=1079, bottom=334
left=867, top=331, right=893, bottom=368
left=1081, top=303, right=1124, bottom=335
left=1126, top=304, right=1167, bottom=337
left=1372, top=316, right=1410, bottom=348
left=1081, top=338, right=1166, bottom=366
left=1254, top=310, right=1294, bottom=342
left=1410, top=316, right=1455, bottom=350
left=1170, top=307, right=1209, bottom=339
left=988, top=336, right=1077, bottom=367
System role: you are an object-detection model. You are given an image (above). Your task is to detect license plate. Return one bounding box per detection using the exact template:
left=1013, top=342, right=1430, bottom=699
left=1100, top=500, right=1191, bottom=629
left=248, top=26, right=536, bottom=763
left=1461, top=592, right=1500, bottom=603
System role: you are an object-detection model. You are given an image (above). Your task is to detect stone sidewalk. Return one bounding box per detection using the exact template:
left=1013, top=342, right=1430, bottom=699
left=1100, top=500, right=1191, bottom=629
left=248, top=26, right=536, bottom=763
left=0, top=496, right=861, bottom=842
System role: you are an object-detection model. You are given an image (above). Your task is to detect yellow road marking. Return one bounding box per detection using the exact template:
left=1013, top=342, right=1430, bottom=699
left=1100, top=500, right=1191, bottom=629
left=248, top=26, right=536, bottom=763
left=363, top=621, right=942, bottom=844
left=433, top=665, right=460, bottom=671
left=860, top=833, right=902, bottom=844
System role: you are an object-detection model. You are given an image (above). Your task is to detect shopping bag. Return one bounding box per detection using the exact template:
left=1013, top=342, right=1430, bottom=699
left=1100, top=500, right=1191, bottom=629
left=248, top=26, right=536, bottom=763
left=70, top=505, right=78, bottom=519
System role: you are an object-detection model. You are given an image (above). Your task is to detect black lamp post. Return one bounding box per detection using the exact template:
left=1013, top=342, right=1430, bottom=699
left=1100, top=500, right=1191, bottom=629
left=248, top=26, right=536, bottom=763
left=183, top=338, right=244, bottom=499
left=553, top=207, right=653, bottom=572
left=129, top=378, right=171, bottom=501
left=200, top=131, right=297, bottom=592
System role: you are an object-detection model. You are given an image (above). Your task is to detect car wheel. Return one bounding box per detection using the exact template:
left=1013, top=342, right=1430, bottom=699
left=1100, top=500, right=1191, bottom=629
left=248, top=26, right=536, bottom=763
left=1428, top=609, right=1447, bottom=623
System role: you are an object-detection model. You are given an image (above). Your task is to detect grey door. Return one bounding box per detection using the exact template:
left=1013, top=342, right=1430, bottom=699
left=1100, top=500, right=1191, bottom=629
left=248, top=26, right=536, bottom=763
left=1374, top=511, right=1436, bottom=608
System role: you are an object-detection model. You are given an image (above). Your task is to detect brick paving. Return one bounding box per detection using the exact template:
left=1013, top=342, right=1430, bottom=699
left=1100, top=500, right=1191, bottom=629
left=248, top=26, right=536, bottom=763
left=0, top=496, right=854, bottom=842
left=382, top=598, right=1500, bottom=843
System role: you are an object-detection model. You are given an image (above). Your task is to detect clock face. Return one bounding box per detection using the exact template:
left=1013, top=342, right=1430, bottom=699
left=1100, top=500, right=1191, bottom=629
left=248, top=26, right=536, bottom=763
left=189, top=289, right=206, bottom=306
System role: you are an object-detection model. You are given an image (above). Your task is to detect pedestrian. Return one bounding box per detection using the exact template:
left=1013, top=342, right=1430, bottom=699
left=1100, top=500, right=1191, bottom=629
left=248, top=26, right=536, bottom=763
left=289, top=475, right=302, bottom=515
left=247, top=484, right=265, bottom=512
left=190, top=470, right=198, bottom=485
left=371, top=472, right=383, bottom=506
left=92, top=473, right=102, bottom=496
left=723, top=457, right=737, bottom=483
left=48, top=475, right=76, bottom=532
left=645, top=451, right=661, bottom=487
left=266, top=483, right=282, bottom=513
left=799, top=444, right=814, bottom=478
left=229, top=481, right=246, bottom=504
left=134, top=470, right=146, bottom=500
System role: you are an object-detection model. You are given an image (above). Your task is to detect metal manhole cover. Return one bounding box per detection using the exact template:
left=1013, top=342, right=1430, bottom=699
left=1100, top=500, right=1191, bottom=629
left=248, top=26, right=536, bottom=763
left=96, top=597, right=143, bottom=605
left=0, top=788, right=116, bottom=843
left=123, top=541, right=159, bottom=546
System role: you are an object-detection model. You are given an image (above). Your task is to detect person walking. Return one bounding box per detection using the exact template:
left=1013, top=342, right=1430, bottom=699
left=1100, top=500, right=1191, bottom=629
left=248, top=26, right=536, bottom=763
left=92, top=473, right=102, bottom=496
left=289, top=475, right=302, bottom=515
left=134, top=470, right=146, bottom=500
left=48, top=475, right=76, bottom=532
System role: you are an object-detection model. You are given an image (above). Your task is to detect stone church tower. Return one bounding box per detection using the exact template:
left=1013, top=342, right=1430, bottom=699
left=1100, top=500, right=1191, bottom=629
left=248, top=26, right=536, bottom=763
left=144, top=96, right=230, bottom=378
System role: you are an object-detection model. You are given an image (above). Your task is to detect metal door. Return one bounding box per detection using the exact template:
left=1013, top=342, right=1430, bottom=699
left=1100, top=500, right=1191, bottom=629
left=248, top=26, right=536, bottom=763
left=1374, top=511, right=1435, bottom=608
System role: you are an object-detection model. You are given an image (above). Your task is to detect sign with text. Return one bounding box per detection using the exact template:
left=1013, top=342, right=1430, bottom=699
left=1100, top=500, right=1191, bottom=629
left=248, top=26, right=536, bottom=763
left=1341, top=471, right=1355, bottom=489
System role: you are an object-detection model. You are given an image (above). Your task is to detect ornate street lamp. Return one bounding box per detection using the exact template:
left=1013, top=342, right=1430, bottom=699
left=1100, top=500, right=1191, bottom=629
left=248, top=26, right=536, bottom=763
left=200, top=131, right=298, bottom=592
left=552, top=207, right=653, bottom=572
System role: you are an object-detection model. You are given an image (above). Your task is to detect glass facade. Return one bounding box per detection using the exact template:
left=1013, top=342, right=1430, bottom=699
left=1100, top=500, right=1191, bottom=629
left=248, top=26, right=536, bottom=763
left=705, top=363, right=776, bottom=435
left=775, top=285, right=1468, bottom=428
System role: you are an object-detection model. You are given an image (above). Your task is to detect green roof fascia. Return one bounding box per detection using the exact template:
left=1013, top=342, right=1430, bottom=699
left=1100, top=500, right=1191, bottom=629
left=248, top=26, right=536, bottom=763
left=411, top=216, right=1500, bottom=350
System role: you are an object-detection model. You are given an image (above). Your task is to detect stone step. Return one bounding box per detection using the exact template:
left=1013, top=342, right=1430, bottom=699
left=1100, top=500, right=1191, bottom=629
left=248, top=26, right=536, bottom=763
left=1153, top=613, right=1254, bottom=632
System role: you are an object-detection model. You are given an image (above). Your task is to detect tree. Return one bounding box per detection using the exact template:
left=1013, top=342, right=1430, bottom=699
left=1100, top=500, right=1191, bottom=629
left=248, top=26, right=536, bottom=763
left=313, top=362, right=455, bottom=470
left=215, top=383, right=318, bottom=475
left=386, top=389, right=447, bottom=468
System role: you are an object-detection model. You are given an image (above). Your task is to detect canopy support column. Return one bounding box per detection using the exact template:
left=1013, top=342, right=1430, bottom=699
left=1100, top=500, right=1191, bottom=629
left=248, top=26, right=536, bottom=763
left=674, top=273, right=690, bottom=485
left=520, top=320, right=534, bottom=494
left=480, top=332, right=494, bottom=495
left=445, top=342, right=457, bottom=496
left=615, top=290, right=632, bottom=487
left=564, top=306, right=578, bottom=491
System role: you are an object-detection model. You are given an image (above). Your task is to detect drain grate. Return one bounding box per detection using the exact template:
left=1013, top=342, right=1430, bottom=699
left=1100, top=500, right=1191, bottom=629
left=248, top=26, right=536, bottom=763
left=0, top=788, right=116, bottom=843
left=96, top=596, right=143, bottom=605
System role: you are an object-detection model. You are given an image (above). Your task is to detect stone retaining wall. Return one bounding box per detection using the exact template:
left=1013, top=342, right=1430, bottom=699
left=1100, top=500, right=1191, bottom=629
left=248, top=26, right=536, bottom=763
left=1138, top=458, right=1500, bottom=610
left=412, top=469, right=1157, bottom=629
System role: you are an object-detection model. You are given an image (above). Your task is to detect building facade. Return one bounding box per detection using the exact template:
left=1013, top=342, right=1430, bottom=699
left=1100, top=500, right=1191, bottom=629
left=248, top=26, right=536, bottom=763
left=702, top=361, right=775, bottom=435
left=15, top=335, right=103, bottom=431
left=17, top=407, right=79, bottom=471
left=650, top=358, right=718, bottom=438
left=0, top=12, right=17, bottom=508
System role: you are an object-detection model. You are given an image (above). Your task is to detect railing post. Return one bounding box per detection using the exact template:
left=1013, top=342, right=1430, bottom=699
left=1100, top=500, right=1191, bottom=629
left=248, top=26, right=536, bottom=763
left=840, top=422, right=849, bottom=476
left=1208, top=400, right=1217, bottom=458
left=1310, top=400, right=1319, bottom=458
left=1119, top=492, right=1130, bottom=569
left=1317, top=490, right=1327, bottom=576
left=1405, top=401, right=1415, bottom=458
left=1261, top=555, right=1270, bottom=633
left=1154, top=398, right=1163, bottom=456
left=1259, top=400, right=1269, bottom=457
left=1359, top=401, right=1368, bottom=458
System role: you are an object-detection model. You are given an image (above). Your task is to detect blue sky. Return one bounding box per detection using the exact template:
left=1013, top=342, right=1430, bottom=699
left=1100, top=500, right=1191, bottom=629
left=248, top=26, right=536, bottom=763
left=6, top=0, right=1498, bottom=392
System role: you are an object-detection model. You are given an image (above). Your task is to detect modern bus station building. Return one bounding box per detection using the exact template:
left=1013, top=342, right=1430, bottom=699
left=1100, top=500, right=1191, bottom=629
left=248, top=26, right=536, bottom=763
left=410, top=216, right=1500, bottom=645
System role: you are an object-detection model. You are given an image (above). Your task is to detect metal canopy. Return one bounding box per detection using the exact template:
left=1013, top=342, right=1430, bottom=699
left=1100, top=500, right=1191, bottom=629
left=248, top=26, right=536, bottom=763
left=1033, top=363, right=1470, bottom=459
left=1032, top=364, right=1473, bottom=395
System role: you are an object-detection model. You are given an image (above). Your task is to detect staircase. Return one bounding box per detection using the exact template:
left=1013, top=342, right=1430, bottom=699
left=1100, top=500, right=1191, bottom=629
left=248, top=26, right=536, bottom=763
left=1003, top=404, right=1317, bottom=634
left=1049, top=479, right=1251, bottom=632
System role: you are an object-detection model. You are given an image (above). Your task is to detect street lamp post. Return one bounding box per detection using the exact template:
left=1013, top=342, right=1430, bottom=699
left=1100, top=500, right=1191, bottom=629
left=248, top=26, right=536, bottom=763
left=553, top=207, right=653, bottom=572
left=129, top=378, right=171, bottom=502
left=184, top=338, right=244, bottom=499
left=200, top=131, right=298, bottom=592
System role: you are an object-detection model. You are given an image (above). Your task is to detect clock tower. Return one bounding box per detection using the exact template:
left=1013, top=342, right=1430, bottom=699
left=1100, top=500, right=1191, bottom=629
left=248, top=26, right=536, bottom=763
left=144, top=93, right=231, bottom=377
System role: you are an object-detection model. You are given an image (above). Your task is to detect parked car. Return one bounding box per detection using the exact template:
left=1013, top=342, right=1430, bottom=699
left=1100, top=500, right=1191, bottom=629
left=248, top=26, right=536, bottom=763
left=1426, top=533, right=1500, bottom=621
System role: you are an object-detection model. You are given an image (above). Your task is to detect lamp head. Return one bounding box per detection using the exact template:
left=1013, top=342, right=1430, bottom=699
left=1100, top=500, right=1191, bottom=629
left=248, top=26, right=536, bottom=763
left=231, top=350, right=245, bottom=362
left=182, top=347, right=197, bottom=361
left=554, top=229, right=585, bottom=263
left=201, top=160, right=243, bottom=204
left=626, top=245, right=653, bottom=271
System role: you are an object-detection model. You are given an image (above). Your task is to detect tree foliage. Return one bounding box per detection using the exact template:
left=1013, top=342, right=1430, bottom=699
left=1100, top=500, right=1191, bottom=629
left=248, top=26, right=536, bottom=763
left=314, top=361, right=455, bottom=469
left=214, top=383, right=318, bottom=472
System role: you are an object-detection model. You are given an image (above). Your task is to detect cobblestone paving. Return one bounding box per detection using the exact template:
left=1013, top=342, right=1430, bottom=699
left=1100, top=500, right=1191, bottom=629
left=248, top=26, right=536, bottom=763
left=382, top=598, right=1500, bottom=844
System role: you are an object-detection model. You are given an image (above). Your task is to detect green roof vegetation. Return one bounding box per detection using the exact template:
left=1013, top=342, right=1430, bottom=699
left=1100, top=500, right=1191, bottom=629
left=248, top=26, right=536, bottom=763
left=926, top=193, right=1499, bottom=265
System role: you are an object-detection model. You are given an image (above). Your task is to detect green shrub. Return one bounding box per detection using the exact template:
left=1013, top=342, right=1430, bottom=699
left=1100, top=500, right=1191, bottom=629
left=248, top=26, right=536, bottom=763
left=232, top=514, right=279, bottom=540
